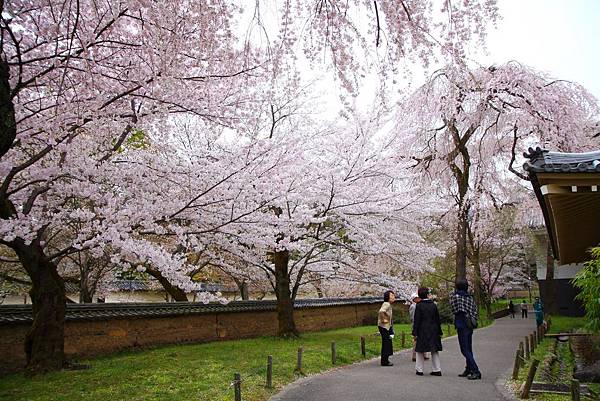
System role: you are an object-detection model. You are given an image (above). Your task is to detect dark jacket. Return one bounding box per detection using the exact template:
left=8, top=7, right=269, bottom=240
left=412, top=299, right=443, bottom=353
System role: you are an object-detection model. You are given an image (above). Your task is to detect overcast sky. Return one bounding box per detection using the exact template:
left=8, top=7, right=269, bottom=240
left=483, top=0, right=600, bottom=99
left=258, top=0, right=600, bottom=117
left=325, top=0, right=600, bottom=114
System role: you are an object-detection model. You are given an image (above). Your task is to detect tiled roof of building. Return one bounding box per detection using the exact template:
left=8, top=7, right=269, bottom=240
left=523, top=147, right=600, bottom=173
left=0, top=297, right=381, bottom=324
left=523, top=146, right=600, bottom=264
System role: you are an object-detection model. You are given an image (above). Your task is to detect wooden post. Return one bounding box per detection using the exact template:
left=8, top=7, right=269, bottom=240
left=541, top=325, right=545, bottom=339
left=360, top=336, right=366, bottom=358
left=520, top=348, right=524, bottom=363
left=266, top=355, right=273, bottom=388
left=571, top=379, right=581, bottom=401
left=234, top=372, right=242, bottom=401
left=519, top=341, right=524, bottom=363
left=512, top=348, right=521, bottom=380
left=401, top=331, right=406, bottom=348
left=542, top=323, right=546, bottom=337
left=524, top=336, right=530, bottom=359
left=296, top=347, right=303, bottom=372
left=331, top=341, right=337, bottom=365
left=520, top=359, right=540, bottom=399
left=530, top=333, right=535, bottom=354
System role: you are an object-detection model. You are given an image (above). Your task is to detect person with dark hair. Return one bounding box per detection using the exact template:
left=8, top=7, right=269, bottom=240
left=412, top=287, right=443, bottom=376
left=450, top=279, right=481, bottom=380
left=508, top=299, right=515, bottom=318
left=409, top=292, right=430, bottom=362
left=533, top=297, right=544, bottom=327
left=378, top=290, right=395, bottom=366
left=521, top=300, right=528, bottom=318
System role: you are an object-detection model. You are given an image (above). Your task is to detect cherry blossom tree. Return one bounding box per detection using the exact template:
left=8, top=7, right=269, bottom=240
left=468, top=201, right=533, bottom=317
left=0, top=0, right=272, bottom=373
left=0, top=0, right=501, bottom=373
left=394, top=61, right=599, bottom=284
left=203, top=114, right=439, bottom=336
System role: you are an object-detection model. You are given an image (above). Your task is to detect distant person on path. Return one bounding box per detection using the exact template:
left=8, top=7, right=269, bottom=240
left=521, top=300, right=528, bottom=318
left=378, top=290, right=395, bottom=366
left=450, top=279, right=482, bottom=380
left=412, top=287, right=443, bottom=376
left=509, top=300, right=515, bottom=318
left=533, top=297, right=544, bottom=327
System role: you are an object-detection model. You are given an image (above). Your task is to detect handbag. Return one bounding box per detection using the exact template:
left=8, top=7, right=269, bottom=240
left=466, top=313, right=478, bottom=329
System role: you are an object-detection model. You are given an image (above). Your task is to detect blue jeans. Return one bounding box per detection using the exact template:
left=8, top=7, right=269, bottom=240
left=457, top=327, right=480, bottom=374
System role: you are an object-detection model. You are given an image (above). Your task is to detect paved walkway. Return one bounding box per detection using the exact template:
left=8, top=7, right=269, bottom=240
left=270, top=316, right=536, bottom=401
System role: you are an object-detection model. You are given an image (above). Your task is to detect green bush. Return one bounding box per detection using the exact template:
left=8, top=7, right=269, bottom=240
left=393, top=310, right=412, bottom=324
left=436, top=297, right=454, bottom=324
left=572, top=247, right=600, bottom=333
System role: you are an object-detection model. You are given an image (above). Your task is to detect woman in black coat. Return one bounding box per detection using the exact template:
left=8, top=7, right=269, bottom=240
left=412, top=287, right=443, bottom=376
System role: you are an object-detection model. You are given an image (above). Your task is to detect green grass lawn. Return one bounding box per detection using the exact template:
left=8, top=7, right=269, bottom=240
left=547, top=315, right=589, bottom=334
left=0, top=325, right=416, bottom=401
left=491, top=299, right=509, bottom=313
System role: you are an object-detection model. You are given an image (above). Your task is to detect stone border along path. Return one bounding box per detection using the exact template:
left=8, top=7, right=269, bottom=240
left=270, top=316, right=535, bottom=401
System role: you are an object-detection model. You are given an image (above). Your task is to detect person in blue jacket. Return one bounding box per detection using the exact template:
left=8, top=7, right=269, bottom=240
left=533, top=297, right=544, bottom=327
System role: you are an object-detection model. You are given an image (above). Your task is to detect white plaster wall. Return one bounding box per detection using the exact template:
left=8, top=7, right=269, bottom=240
left=537, top=263, right=584, bottom=280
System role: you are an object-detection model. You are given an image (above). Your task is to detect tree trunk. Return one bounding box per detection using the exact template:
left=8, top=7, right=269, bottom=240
left=471, top=246, right=482, bottom=306
left=146, top=267, right=188, bottom=302
left=13, top=239, right=66, bottom=374
left=2, top=43, right=65, bottom=374
left=315, top=283, right=324, bottom=298
left=455, top=205, right=469, bottom=282
left=447, top=119, right=472, bottom=284
left=452, top=161, right=470, bottom=284
left=273, top=249, right=298, bottom=337
left=234, top=278, right=249, bottom=300
left=484, top=302, right=492, bottom=319
left=0, top=52, right=17, bottom=159
left=79, top=284, right=93, bottom=303
left=79, top=263, right=93, bottom=303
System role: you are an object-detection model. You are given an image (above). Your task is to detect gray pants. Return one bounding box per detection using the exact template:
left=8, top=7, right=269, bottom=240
left=415, top=351, right=440, bottom=373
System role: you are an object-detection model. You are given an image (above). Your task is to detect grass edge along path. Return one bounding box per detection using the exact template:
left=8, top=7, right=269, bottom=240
left=0, top=319, right=491, bottom=401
